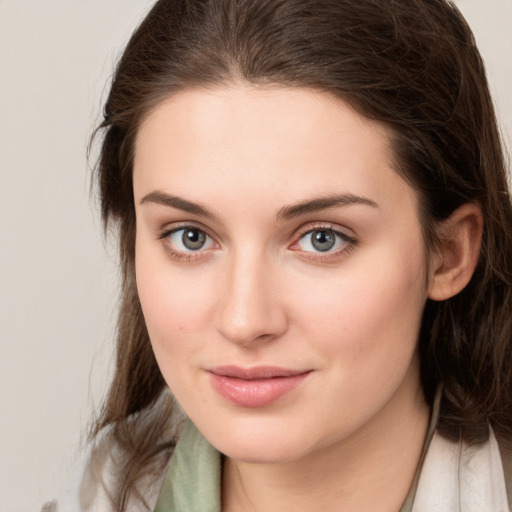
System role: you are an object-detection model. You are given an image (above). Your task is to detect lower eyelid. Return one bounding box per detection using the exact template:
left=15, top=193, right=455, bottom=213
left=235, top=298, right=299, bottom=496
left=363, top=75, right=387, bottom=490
left=162, top=246, right=207, bottom=262
left=288, top=227, right=358, bottom=262
left=158, top=226, right=220, bottom=262
left=294, top=243, right=357, bottom=262
left=158, top=224, right=355, bottom=262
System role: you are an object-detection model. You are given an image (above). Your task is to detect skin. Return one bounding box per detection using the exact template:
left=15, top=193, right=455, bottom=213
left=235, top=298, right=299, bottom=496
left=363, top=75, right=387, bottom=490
left=132, top=86, right=480, bottom=511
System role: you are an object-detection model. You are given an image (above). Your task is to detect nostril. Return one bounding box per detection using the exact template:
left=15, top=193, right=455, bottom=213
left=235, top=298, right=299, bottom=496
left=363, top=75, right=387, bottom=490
left=214, top=258, right=288, bottom=345
left=215, top=301, right=288, bottom=346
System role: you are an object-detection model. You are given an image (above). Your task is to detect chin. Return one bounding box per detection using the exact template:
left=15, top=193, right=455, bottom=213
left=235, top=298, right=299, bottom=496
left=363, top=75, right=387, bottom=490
left=222, top=440, right=306, bottom=464
left=203, top=417, right=313, bottom=464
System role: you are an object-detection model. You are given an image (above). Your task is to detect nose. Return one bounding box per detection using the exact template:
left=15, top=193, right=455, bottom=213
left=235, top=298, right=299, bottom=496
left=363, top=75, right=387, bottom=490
left=214, top=250, right=288, bottom=346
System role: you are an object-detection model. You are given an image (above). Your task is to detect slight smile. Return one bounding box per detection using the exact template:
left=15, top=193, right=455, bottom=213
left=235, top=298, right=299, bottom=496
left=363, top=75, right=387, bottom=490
left=206, top=366, right=313, bottom=408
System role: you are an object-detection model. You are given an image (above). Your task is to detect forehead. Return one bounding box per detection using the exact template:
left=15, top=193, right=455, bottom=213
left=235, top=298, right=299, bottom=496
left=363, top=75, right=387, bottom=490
left=133, top=86, right=413, bottom=213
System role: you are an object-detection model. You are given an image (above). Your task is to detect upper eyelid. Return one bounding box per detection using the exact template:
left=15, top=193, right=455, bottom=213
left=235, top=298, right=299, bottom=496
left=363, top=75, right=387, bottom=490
left=159, top=225, right=218, bottom=259
left=290, top=224, right=358, bottom=260
left=158, top=221, right=216, bottom=240
left=156, top=221, right=356, bottom=246
left=289, top=223, right=358, bottom=256
left=292, top=222, right=356, bottom=240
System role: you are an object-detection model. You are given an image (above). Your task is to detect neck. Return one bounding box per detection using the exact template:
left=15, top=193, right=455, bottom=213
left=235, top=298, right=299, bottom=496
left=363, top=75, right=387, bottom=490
left=222, top=378, right=429, bottom=512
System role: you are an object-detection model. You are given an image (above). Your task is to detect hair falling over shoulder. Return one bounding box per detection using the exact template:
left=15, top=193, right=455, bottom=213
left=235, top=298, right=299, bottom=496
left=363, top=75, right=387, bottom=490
left=89, top=0, right=512, bottom=509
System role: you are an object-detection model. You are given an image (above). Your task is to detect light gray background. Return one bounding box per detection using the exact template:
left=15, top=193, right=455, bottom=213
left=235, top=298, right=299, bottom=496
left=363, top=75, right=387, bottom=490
left=0, top=1, right=510, bottom=511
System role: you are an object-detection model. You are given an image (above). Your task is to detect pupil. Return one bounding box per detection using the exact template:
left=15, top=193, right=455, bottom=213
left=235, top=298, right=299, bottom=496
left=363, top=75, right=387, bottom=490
left=182, top=229, right=206, bottom=250
left=312, top=230, right=335, bottom=252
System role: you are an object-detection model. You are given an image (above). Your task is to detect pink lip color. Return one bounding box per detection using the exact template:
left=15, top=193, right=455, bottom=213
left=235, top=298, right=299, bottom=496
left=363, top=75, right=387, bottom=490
left=207, top=366, right=311, bottom=407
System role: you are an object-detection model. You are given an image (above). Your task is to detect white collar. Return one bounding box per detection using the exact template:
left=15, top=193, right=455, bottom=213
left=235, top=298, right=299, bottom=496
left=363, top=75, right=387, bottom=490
left=412, top=425, right=509, bottom=511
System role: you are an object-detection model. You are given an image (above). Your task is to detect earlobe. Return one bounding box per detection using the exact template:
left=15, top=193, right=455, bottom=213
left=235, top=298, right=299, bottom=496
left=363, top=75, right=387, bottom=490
left=428, top=203, right=483, bottom=302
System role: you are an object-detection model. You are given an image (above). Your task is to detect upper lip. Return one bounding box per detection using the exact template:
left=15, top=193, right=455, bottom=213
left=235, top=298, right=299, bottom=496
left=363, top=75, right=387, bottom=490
left=207, top=365, right=311, bottom=380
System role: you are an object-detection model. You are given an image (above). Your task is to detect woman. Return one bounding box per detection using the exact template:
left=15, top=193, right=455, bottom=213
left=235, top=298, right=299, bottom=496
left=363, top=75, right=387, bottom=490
left=47, top=0, right=512, bottom=510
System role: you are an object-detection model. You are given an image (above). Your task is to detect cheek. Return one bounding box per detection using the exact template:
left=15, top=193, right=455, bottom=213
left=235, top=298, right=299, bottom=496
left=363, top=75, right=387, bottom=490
left=292, top=239, right=428, bottom=363
left=135, top=243, right=216, bottom=362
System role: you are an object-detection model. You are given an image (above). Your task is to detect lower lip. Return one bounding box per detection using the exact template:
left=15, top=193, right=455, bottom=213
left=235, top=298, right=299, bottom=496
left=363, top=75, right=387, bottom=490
left=208, top=372, right=311, bottom=407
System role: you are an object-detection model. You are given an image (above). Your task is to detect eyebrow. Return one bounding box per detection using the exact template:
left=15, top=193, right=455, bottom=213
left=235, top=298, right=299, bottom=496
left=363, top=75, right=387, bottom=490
left=140, top=191, right=216, bottom=219
left=276, top=193, right=378, bottom=221
left=140, top=190, right=378, bottom=221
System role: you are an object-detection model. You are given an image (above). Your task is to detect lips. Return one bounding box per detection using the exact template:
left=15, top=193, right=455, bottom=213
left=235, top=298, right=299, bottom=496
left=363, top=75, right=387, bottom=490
left=207, top=366, right=312, bottom=407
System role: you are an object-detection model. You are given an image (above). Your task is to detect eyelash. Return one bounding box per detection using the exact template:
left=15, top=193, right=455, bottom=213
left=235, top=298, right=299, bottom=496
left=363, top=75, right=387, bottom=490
left=289, top=223, right=357, bottom=262
left=157, top=222, right=357, bottom=262
left=158, top=223, right=218, bottom=262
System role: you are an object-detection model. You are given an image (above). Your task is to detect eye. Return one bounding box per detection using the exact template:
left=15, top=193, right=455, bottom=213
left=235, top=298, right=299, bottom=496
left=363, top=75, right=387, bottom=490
left=166, top=227, right=216, bottom=252
left=295, top=228, right=353, bottom=254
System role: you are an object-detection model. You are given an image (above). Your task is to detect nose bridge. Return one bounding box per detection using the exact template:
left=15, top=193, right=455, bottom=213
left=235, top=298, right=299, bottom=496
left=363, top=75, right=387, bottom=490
left=215, top=245, right=287, bottom=345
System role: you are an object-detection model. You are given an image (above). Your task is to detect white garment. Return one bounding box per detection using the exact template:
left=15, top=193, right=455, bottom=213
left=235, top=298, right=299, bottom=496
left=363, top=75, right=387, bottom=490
left=412, top=427, right=509, bottom=512
left=45, top=439, right=167, bottom=512
left=44, top=425, right=510, bottom=511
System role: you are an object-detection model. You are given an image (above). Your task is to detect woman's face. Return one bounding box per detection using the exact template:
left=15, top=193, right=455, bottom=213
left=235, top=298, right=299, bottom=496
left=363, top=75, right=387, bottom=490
left=133, top=87, right=430, bottom=463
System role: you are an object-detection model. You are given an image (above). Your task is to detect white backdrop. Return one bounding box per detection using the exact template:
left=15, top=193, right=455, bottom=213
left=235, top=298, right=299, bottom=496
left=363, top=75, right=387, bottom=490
left=0, top=1, right=510, bottom=511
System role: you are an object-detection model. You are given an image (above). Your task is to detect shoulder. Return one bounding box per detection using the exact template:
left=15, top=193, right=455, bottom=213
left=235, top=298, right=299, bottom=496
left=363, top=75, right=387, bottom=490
left=413, top=426, right=511, bottom=511
left=42, top=430, right=172, bottom=512
left=41, top=391, right=184, bottom=512
left=496, top=434, right=512, bottom=510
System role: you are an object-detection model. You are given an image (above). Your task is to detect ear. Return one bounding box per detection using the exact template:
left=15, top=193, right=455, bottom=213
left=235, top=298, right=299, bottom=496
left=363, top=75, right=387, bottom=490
left=428, top=203, right=483, bottom=301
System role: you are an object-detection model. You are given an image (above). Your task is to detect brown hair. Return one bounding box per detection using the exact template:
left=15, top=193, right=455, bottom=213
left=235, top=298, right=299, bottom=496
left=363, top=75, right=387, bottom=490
left=91, top=0, right=512, bottom=509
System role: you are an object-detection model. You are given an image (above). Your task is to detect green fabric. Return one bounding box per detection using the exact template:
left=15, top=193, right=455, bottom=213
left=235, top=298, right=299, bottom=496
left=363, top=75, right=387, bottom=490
left=155, top=408, right=438, bottom=512
left=154, top=421, right=221, bottom=512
